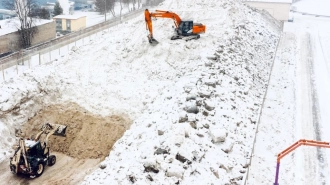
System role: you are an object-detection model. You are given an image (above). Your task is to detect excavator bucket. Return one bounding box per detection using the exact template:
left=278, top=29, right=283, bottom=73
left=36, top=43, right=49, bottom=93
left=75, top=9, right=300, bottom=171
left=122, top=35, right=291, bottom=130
left=41, top=123, right=67, bottom=137
left=148, top=36, right=159, bottom=45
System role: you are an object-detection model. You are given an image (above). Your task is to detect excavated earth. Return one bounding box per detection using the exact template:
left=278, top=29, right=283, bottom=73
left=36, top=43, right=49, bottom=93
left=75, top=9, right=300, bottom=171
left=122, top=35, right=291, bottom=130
left=0, top=103, right=132, bottom=185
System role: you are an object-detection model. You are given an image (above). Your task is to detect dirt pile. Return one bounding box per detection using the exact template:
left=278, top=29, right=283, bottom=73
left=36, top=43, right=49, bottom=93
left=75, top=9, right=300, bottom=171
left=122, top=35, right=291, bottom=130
left=20, top=103, right=132, bottom=159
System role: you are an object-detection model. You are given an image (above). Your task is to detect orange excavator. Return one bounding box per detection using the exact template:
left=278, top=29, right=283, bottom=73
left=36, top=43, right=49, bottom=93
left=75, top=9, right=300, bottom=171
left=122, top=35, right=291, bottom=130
left=144, top=9, right=206, bottom=45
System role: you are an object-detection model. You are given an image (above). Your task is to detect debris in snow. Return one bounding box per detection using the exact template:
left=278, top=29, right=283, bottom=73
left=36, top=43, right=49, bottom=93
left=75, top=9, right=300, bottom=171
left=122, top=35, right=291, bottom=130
left=196, top=99, right=203, bottom=106
left=154, top=148, right=168, bottom=155
left=158, top=130, right=164, bottom=135
left=186, top=94, right=197, bottom=101
left=198, top=90, right=212, bottom=98
left=219, top=163, right=233, bottom=173
left=146, top=174, right=153, bottom=181
left=144, top=165, right=160, bottom=173
left=99, top=163, right=107, bottom=169
left=176, top=153, right=192, bottom=165
left=203, top=123, right=210, bottom=129
left=128, top=175, right=136, bottom=183
left=204, top=79, right=217, bottom=88
left=186, top=105, right=199, bottom=114
left=204, top=100, right=215, bottom=111
left=166, top=165, right=184, bottom=178
left=221, top=142, right=235, bottom=153
left=189, top=121, right=197, bottom=129
left=230, top=175, right=243, bottom=183
left=179, top=112, right=188, bottom=123
left=210, top=167, right=219, bottom=179
left=210, top=128, right=227, bottom=143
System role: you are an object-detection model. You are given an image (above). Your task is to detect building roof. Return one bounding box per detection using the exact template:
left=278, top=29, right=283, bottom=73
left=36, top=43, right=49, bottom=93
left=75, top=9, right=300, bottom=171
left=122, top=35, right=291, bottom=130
left=53, top=14, right=86, bottom=20
left=246, top=0, right=292, bottom=3
left=0, top=18, right=53, bottom=36
left=0, top=9, right=16, bottom=15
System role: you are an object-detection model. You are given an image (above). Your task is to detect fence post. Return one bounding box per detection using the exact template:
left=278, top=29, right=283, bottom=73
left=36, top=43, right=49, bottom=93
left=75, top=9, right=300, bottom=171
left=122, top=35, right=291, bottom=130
left=1, top=64, right=4, bottom=81
left=28, top=56, right=31, bottom=69
left=39, top=52, right=41, bottom=65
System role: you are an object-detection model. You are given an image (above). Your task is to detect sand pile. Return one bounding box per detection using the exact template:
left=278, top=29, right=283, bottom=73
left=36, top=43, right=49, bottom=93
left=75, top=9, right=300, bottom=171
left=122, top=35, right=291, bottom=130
left=19, top=103, right=132, bottom=159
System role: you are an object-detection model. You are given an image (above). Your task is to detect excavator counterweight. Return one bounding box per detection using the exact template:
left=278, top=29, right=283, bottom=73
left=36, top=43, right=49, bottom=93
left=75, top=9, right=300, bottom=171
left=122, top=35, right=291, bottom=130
left=144, top=9, right=206, bottom=45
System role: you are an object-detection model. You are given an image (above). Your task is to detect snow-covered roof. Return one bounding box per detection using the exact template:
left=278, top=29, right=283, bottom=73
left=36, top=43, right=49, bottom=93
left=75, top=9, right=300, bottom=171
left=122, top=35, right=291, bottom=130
left=53, top=14, right=86, bottom=20
left=0, top=9, right=16, bottom=15
left=0, top=18, right=53, bottom=36
left=246, top=0, right=292, bottom=3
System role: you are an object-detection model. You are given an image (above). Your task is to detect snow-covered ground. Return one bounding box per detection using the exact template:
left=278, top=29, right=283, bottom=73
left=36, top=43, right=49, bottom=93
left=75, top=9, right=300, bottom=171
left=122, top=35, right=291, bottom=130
left=74, top=2, right=140, bottom=27
left=292, top=0, right=330, bottom=16
left=12, top=0, right=330, bottom=184
left=0, top=0, right=281, bottom=184
left=248, top=0, right=330, bottom=184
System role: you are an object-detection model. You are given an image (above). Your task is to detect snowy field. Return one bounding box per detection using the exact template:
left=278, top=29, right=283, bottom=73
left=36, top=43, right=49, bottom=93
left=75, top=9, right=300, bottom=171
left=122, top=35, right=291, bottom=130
left=2, top=0, right=329, bottom=184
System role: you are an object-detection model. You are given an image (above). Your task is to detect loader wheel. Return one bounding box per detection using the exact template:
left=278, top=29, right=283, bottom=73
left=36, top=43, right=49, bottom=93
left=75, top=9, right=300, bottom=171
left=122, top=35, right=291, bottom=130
left=35, top=163, right=44, bottom=177
left=48, top=155, right=56, bottom=166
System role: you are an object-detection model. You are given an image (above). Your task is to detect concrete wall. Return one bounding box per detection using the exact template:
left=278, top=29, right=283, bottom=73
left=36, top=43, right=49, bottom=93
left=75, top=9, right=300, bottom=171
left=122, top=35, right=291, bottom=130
left=0, top=32, right=20, bottom=54
left=32, top=21, right=56, bottom=45
left=246, top=2, right=291, bottom=21
left=0, top=21, right=56, bottom=55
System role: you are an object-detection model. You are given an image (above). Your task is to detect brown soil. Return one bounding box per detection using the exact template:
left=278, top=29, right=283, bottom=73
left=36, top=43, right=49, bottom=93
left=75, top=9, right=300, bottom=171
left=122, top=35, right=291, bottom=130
left=0, top=102, right=132, bottom=185
left=21, top=102, right=132, bottom=159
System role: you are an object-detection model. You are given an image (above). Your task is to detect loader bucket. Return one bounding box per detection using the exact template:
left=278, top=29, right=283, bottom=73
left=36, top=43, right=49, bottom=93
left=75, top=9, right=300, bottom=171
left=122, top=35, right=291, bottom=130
left=41, top=123, right=67, bottom=137
left=53, top=124, right=67, bottom=137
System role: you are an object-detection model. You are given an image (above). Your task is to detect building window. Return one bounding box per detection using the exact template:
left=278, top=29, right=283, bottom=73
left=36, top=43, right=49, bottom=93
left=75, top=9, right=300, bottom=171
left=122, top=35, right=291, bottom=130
left=66, top=19, right=71, bottom=31
left=56, top=19, right=62, bottom=30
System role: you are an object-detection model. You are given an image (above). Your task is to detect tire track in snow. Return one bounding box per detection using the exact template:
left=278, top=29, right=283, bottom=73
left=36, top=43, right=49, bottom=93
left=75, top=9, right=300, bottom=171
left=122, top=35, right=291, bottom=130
left=307, top=33, right=327, bottom=185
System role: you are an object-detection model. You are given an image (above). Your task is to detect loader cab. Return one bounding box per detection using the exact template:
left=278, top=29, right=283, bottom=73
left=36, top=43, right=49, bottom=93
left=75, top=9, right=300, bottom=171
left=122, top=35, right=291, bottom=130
left=178, top=21, right=193, bottom=36
left=26, top=140, right=45, bottom=158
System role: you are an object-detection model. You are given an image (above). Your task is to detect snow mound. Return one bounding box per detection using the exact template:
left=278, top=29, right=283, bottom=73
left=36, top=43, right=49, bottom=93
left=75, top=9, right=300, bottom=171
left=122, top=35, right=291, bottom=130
left=0, top=0, right=280, bottom=184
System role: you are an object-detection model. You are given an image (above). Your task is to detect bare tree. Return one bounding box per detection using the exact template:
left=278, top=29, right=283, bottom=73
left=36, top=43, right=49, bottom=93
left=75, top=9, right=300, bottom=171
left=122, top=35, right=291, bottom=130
left=119, top=0, right=123, bottom=21
left=95, top=0, right=116, bottom=17
left=2, top=0, right=39, bottom=49
left=121, top=0, right=131, bottom=12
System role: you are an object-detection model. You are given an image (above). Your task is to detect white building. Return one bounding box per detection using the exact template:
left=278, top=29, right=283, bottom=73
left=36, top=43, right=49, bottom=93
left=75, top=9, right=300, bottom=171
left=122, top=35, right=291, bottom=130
left=245, top=0, right=292, bottom=21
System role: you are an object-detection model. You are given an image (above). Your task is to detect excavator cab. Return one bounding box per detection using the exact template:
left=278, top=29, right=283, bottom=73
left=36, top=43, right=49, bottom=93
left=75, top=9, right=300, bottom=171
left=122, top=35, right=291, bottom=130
left=177, top=21, right=193, bottom=36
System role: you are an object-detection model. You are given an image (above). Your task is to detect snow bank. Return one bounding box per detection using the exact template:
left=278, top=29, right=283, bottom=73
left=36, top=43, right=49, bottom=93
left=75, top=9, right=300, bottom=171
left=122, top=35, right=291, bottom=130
left=0, top=0, right=281, bottom=183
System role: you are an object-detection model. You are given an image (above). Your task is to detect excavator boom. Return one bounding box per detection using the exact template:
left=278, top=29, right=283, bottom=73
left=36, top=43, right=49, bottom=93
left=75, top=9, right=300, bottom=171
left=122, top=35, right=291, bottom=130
left=144, top=9, right=206, bottom=45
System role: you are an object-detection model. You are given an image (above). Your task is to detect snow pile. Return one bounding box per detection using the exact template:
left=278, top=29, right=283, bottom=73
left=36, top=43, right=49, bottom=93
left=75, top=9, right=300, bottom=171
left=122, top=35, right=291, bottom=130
left=79, top=0, right=280, bottom=184
left=0, top=0, right=280, bottom=183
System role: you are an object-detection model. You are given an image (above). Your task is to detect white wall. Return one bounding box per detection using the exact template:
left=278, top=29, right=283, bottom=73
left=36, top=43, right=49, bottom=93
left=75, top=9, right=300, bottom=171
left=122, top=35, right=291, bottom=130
left=246, top=2, right=291, bottom=21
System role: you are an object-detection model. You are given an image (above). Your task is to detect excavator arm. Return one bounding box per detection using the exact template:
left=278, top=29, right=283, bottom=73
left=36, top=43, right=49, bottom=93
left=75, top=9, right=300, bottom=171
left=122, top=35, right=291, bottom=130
left=145, top=9, right=182, bottom=44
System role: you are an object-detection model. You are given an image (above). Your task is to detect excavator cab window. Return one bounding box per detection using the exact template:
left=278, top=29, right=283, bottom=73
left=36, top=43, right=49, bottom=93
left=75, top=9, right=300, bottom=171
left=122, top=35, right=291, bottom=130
left=178, top=21, right=193, bottom=36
